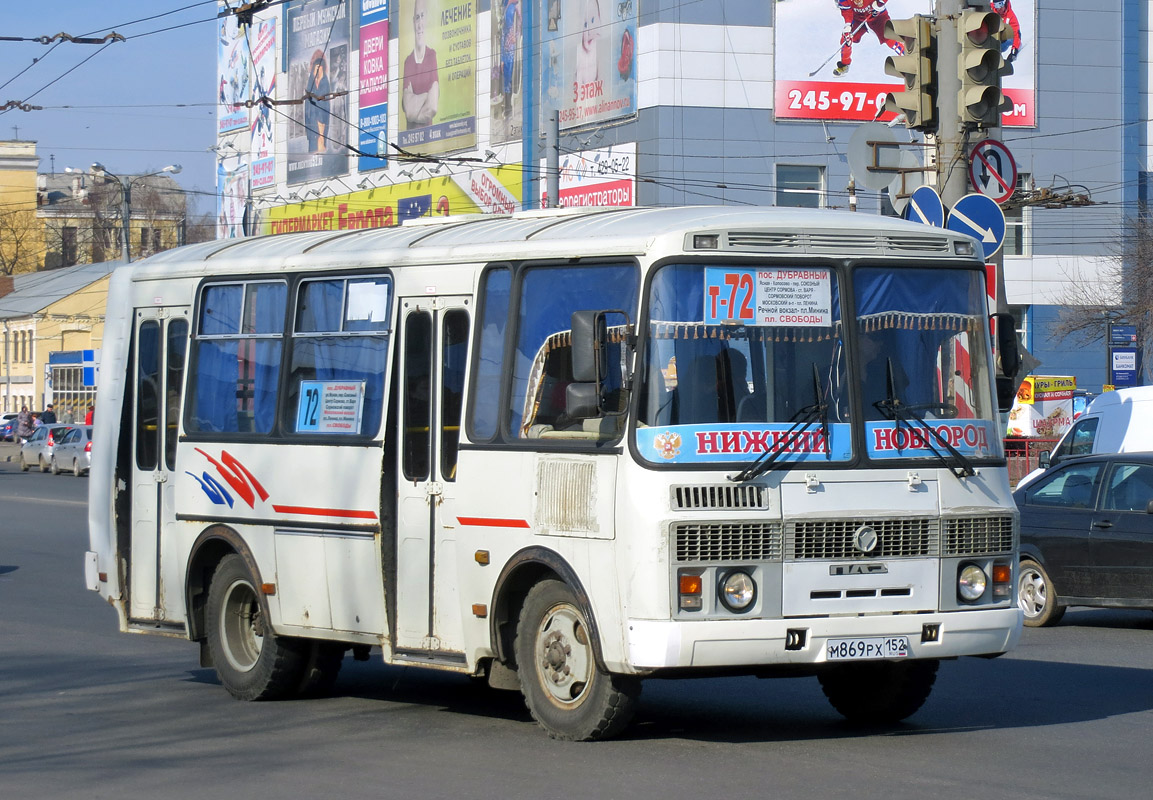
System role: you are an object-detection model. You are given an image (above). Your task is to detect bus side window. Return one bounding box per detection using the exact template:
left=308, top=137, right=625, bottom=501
left=440, top=309, right=469, bottom=480
left=468, top=267, right=511, bottom=442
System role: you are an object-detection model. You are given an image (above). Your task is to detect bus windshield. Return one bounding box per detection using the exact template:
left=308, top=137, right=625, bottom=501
left=636, top=263, right=850, bottom=465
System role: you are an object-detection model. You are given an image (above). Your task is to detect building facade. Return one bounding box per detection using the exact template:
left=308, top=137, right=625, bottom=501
left=215, top=0, right=1151, bottom=393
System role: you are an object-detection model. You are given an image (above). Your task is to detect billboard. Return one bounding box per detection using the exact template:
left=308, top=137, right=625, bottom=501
left=358, top=0, right=390, bottom=171
left=774, top=0, right=1036, bottom=127
left=265, top=166, right=522, bottom=234
left=217, top=13, right=250, bottom=134
left=218, top=158, right=249, bottom=239
left=542, top=0, right=637, bottom=130
left=397, top=0, right=478, bottom=155
left=249, top=16, right=277, bottom=190
left=1007, top=375, right=1076, bottom=438
left=540, top=142, right=636, bottom=208
left=285, top=0, right=351, bottom=184
left=490, top=0, right=523, bottom=144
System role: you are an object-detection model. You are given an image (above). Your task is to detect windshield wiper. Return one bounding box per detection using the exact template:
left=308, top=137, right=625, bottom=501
left=729, top=364, right=829, bottom=483
left=873, top=359, right=976, bottom=479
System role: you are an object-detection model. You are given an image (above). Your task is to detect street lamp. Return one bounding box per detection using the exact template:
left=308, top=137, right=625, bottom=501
left=91, top=163, right=182, bottom=263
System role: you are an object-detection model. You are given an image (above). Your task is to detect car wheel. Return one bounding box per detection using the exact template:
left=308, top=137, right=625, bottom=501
left=20, top=453, right=29, bottom=472
left=50, top=456, right=59, bottom=475
left=74, top=458, right=83, bottom=477
left=1018, top=558, right=1066, bottom=627
left=39, top=455, right=49, bottom=473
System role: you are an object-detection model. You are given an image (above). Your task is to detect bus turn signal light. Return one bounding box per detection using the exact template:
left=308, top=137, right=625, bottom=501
left=992, top=564, right=1012, bottom=599
left=679, top=572, right=703, bottom=610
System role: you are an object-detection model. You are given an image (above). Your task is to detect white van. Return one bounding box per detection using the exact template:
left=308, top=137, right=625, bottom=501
left=1016, top=385, right=1153, bottom=489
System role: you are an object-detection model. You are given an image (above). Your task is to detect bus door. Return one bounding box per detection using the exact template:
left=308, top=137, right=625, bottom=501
left=394, top=297, right=471, bottom=657
left=128, top=307, right=190, bottom=624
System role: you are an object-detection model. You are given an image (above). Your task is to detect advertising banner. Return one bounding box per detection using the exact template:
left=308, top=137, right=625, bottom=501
left=774, top=0, right=1036, bottom=127
left=217, top=13, right=250, bottom=134
left=540, top=142, right=635, bottom=208
left=285, top=0, right=350, bottom=185
left=490, top=0, right=523, bottom=144
left=249, top=16, right=277, bottom=190
left=264, top=166, right=523, bottom=234
left=358, top=0, right=390, bottom=171
left=542, top=0, right=637, bottom=130
left=217, top=159, right=249, bottom=239
left=1007, top=375, right=1076, bottom=437
left=397, top=0, right=477, bottom=155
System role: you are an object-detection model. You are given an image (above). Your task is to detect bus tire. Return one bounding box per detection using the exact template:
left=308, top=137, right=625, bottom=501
left=819, top=658, right=938, bottom=724
left=514, top=579, right=640, bottom=741
left=1018, top=558, right=1065, bottom=627
left=296, top=641, right=345, bottom=697
left=206, top=554, right=307, bottom=701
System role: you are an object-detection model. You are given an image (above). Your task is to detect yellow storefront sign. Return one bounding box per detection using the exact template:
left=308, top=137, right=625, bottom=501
left=264, top=166, right=523, bottom=236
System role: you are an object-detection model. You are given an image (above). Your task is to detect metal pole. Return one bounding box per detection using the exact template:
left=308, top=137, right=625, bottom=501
left=936, top=0, right=966, bottom=208
left=121, top=178, right=131, bottom=263
left=546, top=110, right=560, bottom=208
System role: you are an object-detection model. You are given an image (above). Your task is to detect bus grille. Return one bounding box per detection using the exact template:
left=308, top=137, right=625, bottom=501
left=943, top=515, right=1016, bottom=555
left=786, top=518, right=939, bottom=559
left=671, top=484, right=769, bottom=511
left=673, top=522, right=783, bottom=562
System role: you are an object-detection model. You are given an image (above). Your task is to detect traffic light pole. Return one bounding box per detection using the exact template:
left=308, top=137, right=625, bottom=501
left=935, top=0, right=967, bottom=209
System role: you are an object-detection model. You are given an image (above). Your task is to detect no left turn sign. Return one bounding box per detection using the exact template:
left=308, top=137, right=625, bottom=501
left=969, top=139, right=1017, bottom=204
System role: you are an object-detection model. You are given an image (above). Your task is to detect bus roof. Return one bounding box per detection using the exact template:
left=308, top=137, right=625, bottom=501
left=132, top=205, right=980, bottom=279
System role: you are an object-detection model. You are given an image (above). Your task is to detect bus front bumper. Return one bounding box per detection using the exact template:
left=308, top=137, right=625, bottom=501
left=626, top=607, right=1023, bottom=670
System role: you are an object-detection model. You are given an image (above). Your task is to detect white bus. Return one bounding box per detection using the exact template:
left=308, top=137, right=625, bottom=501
left=86, top=206, right=1023, bottom=740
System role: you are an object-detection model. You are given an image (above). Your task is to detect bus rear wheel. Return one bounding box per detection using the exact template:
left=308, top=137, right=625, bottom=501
left=818, top=658, right=938, bottom=724
left=206, top=554, right=307, bottom=701
left=514, top=579, right=640, bottom=741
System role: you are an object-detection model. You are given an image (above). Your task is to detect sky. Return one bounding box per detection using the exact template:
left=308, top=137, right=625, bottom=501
left=0, top=1, right=218, bottom=213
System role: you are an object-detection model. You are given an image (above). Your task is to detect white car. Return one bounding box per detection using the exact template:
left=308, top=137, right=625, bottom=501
left=50, top=424, right=93, bottom=476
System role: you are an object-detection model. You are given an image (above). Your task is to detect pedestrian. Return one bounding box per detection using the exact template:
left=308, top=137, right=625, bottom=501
left=85, top=404, right=95, bottom=425
left=61, top=405, right=75, bottom=424
left=15, top=405, right=34, bottom=442
left=32, top=412, right=42, bottom=429
left=41, top=403, right=57, bottom=424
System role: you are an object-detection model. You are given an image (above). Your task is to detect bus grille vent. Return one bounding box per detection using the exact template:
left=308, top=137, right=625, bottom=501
left=943, top=515, right=1016, bottom=555
left=786, top=518, right=939, bottom=559
left=671, top=484, right=769, bottom=511
left=723, top=231, right=952, bottom=256
left=674, top=522, right=784, bottom=562
left=883, top=235, right=952, bottom=253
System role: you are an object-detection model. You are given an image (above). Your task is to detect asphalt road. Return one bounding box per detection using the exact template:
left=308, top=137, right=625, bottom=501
left=2, top=447, right=1152, bottom=800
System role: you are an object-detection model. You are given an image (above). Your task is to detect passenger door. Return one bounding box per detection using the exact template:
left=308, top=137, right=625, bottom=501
left=393, top=296, right=471, bottom=658
left=1090, top=461, right=1153, bottom=601
left=1020, top=461, right=1103, bottom=598
left=128, top=307, right=190, bottom=623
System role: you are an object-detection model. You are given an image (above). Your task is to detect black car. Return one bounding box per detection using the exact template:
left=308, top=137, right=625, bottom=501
left=1014, top=452, right=1153, bottom=626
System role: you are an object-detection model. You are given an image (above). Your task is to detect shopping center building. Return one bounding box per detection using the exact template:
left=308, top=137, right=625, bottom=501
left=214, top=0, right=1150, bottom=392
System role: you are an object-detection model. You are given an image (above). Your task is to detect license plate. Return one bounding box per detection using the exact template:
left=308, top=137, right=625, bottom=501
left=826, top=636, right=910, bottom=661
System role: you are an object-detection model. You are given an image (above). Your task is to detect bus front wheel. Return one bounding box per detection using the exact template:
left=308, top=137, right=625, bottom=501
left=206, top=554, right=307, bottom=701
left=514, top=579, right=640, bottom=741
left=818, top=658, right=938, bottom=723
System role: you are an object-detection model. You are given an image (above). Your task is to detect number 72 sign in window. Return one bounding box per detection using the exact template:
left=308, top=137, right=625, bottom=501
left=703, top=267, right=832, bottom=327
left=296, top=380, right=366, bottom=434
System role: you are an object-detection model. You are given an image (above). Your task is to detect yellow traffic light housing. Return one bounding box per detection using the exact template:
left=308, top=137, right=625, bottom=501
left=958, top=9, right=1013, bottom=127
left=883, top=15, right=936, bottom=132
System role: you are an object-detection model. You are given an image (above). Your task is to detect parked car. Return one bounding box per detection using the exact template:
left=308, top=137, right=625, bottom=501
left=1014, top=452, right=1153, bottom=626
left=19, top=424, right=74, bottom=473
left=50, top=424, right=92, bottom=476
left=0, top=413, right=18, bottom=442
left=1017, top=386, right=1153, bottom=490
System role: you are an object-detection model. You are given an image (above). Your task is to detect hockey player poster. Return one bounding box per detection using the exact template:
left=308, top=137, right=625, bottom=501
left=774, top=0, right=1035, bottom=127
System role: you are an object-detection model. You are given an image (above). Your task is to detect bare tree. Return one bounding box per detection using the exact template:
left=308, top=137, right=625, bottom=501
left=1051, top=212, right=1153, bottom=384
left=0, top=206, right=43, bottom=275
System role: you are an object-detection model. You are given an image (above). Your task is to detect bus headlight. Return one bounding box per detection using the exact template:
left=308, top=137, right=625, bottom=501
left=719, top=570, right=756, bottom=612
left=958, top=564, right=988, bottom=602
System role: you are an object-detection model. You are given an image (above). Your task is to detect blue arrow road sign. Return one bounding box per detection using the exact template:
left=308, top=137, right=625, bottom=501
left=946, top=193, right=1006, bottom=259
left=904, top=186, right=944, bottom=227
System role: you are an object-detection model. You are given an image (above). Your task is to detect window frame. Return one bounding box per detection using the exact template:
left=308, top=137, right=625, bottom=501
left=775, top=164, right=825, bottom=209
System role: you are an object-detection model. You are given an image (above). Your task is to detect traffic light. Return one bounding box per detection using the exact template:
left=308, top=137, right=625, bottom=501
left=883, top=15, right=936, bottom=132
left=958, top=9, right=1012, bottom=126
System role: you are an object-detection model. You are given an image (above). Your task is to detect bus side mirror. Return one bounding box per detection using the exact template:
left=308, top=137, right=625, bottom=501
left=565, top=383, right=600, bottom=420
left=572, top=310, right=608, bottom=384
left=993, top=312, right=1021, bottom=378
left=996, top=377, right=1017, bottom=413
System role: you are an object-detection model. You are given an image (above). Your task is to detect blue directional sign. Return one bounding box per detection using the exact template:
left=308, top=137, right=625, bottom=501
left=946, top=193, right=1006, bottom=259
left=903, top=186, right=944, bottom=227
